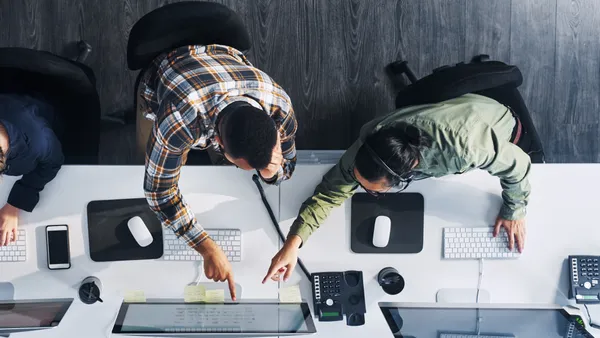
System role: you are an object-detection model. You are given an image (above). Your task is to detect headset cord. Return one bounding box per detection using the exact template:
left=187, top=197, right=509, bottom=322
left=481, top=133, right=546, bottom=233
left=252, top=174, right=311, bottom=280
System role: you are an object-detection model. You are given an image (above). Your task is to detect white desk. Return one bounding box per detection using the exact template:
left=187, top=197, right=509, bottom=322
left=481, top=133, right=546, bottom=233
left=2, top=164, right=600, bottom=337
left=279, top=164, right=600, bottom=337
left=0, top=166, right=281, bottom=338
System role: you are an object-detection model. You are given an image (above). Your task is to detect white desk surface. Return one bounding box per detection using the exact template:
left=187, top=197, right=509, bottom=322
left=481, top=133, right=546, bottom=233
left=279, top=164, right=600, bottom=337
left=2, top=164, right=600, bottom=337
left=0, top=166, right=281, bottom=338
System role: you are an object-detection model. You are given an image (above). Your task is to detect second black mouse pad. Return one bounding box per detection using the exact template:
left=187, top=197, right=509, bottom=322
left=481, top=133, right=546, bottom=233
left=350, top=192, right=424, bottom=254
left=87, top=198, right=163, bottom=262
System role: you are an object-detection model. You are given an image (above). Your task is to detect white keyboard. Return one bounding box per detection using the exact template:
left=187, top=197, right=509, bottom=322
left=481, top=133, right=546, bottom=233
left=163, top=228, right=242, bottom=262
left=440, top=334, right=514, bottom=338
left=0, top=229, right=27, bottom=262
left=443, top=227, right=520, bottom=260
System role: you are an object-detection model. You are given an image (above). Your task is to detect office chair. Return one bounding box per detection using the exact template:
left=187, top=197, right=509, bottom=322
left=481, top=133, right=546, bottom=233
left=126, top=1, right=251, bottom=163
left=388, top=55, right=546, bottom=163
left=0, top=45, right=101, bottom=165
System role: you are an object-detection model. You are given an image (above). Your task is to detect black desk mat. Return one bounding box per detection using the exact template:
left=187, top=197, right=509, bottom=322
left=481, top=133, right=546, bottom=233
left=350, top=192, right=424, bottom=254
left=87, top=198, right=163, bottom=262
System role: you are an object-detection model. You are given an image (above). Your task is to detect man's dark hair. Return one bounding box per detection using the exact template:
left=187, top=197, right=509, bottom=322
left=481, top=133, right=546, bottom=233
left=220, top=104, right=277, bottom=170
left=354, top=122, right=432, bottom=186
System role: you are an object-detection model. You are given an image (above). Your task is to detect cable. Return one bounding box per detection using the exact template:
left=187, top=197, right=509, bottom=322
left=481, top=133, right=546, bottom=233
left=475, top=258, right=484, bottom=335
left=252, top=174, right=311, bottom=280
left=476, top=258, right=484, bottom=303
left=584, top=304, right=600, bottom=329
left=194, top=261, right=204, bottom=285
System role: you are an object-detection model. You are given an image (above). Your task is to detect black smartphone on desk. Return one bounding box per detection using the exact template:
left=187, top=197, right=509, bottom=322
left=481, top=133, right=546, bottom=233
left=46, top=225, right=71, bottom=270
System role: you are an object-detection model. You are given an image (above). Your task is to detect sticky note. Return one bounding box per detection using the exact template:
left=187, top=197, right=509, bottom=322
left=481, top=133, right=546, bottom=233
left=279, top=285, right=302, bottom=303
left=205, top=289, right=225, bottom=303
left=184, top=285, right=206, bottom=303
left=123, top=290, right=146, bottom=303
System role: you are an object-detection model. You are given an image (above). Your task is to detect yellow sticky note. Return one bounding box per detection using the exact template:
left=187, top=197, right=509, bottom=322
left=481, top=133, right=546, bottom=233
left=123, top=290, right=146, bottom=303
left=279, top=285, right=302, bottom=303
left=184, top=285, right=206, bottom=303
left=205, top=289, right=225, bottom=303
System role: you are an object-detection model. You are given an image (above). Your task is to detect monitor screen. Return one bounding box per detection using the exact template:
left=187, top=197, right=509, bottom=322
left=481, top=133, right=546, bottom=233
left=0, top=299, right=73, bottom=329
left=380, top=303, right=594, bottom=338
left=112, top=302, right=316, bottom=334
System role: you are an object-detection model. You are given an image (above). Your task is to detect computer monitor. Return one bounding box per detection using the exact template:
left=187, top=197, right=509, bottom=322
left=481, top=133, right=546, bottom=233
left=112, top=301, right=317, bottom=336
left=379, top=302, right=594, bottom=338
left=0, top=298, right=73, bottom=336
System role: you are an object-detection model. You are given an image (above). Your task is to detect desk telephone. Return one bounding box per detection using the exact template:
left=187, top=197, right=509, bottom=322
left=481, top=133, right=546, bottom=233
left=569, top=255, right=600, bottom=304
left=311, top=270, right=366, bottom=326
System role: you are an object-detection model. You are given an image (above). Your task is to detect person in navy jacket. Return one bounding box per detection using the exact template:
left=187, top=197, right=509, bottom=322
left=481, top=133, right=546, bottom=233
left=0, top=94, right=64, bottom=246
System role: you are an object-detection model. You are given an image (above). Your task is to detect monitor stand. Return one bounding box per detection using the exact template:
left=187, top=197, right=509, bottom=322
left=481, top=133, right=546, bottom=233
left=436, top=288, right=491, bottom=303
left=0, top=283, right=14, bottom=301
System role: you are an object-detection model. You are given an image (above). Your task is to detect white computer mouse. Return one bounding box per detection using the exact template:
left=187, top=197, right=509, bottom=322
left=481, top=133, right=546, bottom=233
left=373, top=215, right=392, bottom=248
left=127, top=216, right=153, bottom=247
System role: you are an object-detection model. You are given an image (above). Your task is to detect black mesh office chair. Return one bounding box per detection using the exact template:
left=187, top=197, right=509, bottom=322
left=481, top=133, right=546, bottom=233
left=126, top=1, right=251, bottom=123
left=126, top=1, right=251, bottom=163
left=388, top=55, right=545, bottom=163
left=0, top=44, right=101, bottom=164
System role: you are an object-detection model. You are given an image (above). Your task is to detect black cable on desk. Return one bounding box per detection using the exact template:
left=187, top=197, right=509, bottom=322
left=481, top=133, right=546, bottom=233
left=252, top=174, right=311, bottom=280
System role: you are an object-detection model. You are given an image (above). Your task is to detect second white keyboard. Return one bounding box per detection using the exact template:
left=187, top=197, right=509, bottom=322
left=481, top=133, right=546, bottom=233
left=0, top=229, right=27, bottom=262
left=163, top=228, right=242, bottom=262
left=443, top=227, right=520, bottom=260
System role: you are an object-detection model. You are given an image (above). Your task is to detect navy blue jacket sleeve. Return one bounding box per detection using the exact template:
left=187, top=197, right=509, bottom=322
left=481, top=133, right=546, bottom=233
left=7, top=133, right=64, bottom=212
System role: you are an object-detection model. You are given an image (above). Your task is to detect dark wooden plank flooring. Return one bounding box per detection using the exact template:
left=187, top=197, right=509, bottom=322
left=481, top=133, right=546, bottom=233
left=1, top=0, right=599, bottom=164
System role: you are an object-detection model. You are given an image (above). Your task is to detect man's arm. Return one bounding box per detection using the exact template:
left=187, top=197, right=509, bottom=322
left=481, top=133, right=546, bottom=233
left=287, top=140, right=362, bottom=244
left=8, top=133, right=64, bottom=212
left=465, top=126, right=532, bottom=220
left=278, top=109, right=297, bottom=182
left=143, top=103, right=209, bottom=249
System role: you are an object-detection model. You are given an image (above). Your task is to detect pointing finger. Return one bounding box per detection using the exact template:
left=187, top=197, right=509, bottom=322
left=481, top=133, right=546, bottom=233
left=227, top=274, right=237, bottom=301
left=263, top=261, right=282, bottom=284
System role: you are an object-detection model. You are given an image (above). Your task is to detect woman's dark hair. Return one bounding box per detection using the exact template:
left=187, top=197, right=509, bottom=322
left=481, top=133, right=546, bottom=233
left=354, top=122, right=432, bottom=186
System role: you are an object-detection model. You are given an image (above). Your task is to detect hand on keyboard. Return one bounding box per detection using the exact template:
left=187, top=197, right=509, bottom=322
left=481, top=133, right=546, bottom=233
left=493, top=216, right=526, bottom=253
left=0, top=204, right=19, bottom=246
left=198, top=238, right=237, bottom=301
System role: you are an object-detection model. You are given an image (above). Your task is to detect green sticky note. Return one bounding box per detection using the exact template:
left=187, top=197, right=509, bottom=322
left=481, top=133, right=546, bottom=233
left=123, top=290, right=146, bottom=303
left=205, top=289, right=225, bottom=303
left=184, top=285, right=206, bottom=303
left=279, top=285, right=302, bottom=303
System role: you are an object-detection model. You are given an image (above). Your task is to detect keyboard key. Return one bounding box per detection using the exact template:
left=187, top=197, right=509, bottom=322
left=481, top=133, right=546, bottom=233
left=443, top=227, right=520, bottom=260
left=162, top=228, right=241, bottom=262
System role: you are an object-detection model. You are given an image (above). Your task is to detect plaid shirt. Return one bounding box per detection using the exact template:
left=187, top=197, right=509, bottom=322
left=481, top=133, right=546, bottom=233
left=142, top=45, right=297, bottom=250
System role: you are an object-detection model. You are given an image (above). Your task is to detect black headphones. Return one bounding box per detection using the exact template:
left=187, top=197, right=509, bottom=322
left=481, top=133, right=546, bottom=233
left=363, top=142, right=413, bottom=182
left=363, top=142, right=402, bottom=177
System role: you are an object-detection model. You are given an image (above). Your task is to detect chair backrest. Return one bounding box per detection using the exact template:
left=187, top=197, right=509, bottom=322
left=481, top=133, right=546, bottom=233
left=0, top=47, right=101, bottom=164
left=127, top=1, right=251, bottom=71
left=395, top=59, right=545, bottom=163
left=395, top=61, right=523, bottom=109
left=0, top=47, right=97, bottom=100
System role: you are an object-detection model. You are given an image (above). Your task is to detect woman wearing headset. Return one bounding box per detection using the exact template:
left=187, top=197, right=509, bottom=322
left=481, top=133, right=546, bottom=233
left=263, top=93, right=531, bottom=283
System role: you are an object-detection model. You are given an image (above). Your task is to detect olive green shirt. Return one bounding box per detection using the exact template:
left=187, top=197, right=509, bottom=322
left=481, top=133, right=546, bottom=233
left=289, top=94, right=531, bottom=244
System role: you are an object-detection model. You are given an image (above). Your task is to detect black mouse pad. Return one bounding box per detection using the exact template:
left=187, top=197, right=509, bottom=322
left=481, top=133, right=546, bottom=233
left=87, top=198, right=163, bottom=262
left=350, top=192, right=424, bottom=254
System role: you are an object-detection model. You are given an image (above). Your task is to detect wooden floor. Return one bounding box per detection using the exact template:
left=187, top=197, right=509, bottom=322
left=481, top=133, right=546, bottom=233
left=1, top=0, right=599, bottom=163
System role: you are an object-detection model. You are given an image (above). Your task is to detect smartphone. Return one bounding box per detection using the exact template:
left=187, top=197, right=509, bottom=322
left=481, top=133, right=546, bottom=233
left=46, top=225, right=71, bottom=270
